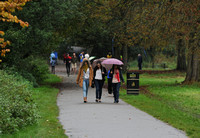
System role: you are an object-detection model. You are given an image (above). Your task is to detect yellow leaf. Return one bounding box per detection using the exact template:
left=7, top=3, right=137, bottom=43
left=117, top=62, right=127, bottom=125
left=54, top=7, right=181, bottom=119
left=0, top=31, right=5, bottom=36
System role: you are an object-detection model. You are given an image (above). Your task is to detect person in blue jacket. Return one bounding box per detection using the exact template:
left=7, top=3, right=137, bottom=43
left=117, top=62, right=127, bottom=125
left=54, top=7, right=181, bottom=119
left=107, top=70, right=113, bottom=94
left=50, top=52, right=55, bottom=63
left=50, top=55, right=56, bottom=74
left=53, top=51, right=58, bottom=64
left=79, top=51, right=84, bottom=63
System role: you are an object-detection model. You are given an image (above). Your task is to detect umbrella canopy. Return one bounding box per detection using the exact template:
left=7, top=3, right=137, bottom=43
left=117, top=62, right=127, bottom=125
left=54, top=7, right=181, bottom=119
left=101, top=58, right=123, bottom=71
left=102, top=58, right=123, bottom=65
left=92, top=57, right=107, bottom=68
left=89, top=56, right=96, bottom=61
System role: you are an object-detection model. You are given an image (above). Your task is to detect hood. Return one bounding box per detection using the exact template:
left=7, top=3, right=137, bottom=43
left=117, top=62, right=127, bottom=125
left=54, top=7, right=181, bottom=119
left=81, top=58, right=91, bottom=68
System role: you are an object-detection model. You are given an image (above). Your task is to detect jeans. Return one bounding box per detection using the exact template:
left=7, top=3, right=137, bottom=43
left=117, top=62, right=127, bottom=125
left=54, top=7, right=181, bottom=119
left=138, top=63, right=142, bottom=70
left=83, top=79, right=89, bottom=98
left=107, top=78, right=113, bottom=94
left=66, top=63, right=71, bottom=75
left=112, top=82, right=121, bottom=102
left=95, top=80, right=104, bottom=99
left=51, top=66, right=55, bottom=74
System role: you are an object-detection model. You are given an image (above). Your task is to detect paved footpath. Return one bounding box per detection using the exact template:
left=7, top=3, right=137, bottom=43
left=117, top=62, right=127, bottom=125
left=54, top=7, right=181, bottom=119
left=56, top=64, right=187, bottom=138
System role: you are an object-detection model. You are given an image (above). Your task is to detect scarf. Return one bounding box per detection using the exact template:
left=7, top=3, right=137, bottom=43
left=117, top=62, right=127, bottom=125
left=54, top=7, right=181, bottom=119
left=114, top=69, right=120, bottom=82
left=83, top=64, right=89, bottom=73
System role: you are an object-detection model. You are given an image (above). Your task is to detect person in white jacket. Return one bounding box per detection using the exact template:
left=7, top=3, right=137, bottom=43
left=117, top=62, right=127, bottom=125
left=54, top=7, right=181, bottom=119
left=85, top=53, right=89, bottom=59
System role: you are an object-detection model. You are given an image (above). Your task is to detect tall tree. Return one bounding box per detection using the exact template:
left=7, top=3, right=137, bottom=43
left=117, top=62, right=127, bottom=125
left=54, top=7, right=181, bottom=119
left=0, top=0, right=30, bottom=62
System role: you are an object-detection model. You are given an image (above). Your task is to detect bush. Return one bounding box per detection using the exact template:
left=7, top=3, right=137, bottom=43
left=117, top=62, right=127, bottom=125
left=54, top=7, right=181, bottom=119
left=23, top=57, right=50, bottom=84
left=29, top=58, right=49, bottom=84
left=20, top=71, right=39, bottom=87
left=0, top=70, right=38, bottom=134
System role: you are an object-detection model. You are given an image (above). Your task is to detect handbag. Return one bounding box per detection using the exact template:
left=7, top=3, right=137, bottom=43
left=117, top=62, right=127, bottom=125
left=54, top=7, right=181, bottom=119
left=91, top=80, right=95, bottom=88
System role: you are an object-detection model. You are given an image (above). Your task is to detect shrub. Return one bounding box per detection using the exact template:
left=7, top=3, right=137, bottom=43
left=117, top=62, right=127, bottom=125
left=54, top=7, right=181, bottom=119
left=22, top=56, right=49, bottom=84
left=29, top=58, right=49, bottom=84
left=20, top=71, right=39, bottom=87
left=0, top=70, right=38, bottom=134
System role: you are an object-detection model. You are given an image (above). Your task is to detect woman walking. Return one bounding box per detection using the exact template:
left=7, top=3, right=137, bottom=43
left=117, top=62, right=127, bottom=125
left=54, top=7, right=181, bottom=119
left=76, top=59, right=93, bottom=103
left=110, top=65, right=125, bottom=103
left=93, top=61, right=107, bottom=102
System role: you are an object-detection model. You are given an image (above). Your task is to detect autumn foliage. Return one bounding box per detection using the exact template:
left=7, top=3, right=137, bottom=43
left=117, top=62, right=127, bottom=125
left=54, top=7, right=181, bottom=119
left=0, top=0, right=30, bottom=62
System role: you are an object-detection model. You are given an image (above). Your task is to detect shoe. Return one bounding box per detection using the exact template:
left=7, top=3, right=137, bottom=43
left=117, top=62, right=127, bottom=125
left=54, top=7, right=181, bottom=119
left=99, top=99, right=101, bottom=103
left=84, top=97, right=87, bottom=103
left=95, top=99, right=98, bottom=102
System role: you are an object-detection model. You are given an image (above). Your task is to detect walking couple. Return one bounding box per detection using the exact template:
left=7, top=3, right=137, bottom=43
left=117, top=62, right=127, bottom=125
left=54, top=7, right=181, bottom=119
left=76, top=59, right=124, bottom=103
left=64, top=52, right=78, bottom=77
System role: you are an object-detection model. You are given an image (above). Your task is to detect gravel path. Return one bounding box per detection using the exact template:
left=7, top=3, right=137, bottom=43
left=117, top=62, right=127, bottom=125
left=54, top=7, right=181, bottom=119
left=56, top=63, right=187, bottom=138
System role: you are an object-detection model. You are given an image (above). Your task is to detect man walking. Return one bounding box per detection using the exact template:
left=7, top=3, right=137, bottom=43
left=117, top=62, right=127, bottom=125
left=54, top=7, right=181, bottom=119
left=138, top=54, right=143, bottom=70
left=71, top=52, right=78, bottom=75
left=64, top=53, right=72, bottom=77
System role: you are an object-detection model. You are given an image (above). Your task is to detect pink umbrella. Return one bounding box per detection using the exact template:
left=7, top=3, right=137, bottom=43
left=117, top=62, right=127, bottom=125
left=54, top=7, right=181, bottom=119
left=101, top=58, right=123, bottom=71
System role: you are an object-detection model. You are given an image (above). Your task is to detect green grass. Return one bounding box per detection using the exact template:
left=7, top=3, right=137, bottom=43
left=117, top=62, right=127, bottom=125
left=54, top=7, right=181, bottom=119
left=1, top=74, right=67, bottom=138
left=120, top=73, right=200, bottom=138
left=128, top=60, right=177, bottom=70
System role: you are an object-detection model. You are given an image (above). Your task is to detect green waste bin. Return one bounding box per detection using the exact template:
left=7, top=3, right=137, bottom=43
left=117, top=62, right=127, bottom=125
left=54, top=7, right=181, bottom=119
left=127, top=72, right=139, bottom=95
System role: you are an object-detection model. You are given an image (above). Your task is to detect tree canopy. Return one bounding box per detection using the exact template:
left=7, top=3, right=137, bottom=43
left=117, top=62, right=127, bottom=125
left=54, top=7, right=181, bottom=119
left=0, top=0, right=30, bottom=62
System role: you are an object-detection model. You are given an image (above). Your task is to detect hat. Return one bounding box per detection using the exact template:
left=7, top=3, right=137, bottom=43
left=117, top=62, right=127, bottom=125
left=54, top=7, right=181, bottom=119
left=85, top=54, right=89, bottom=59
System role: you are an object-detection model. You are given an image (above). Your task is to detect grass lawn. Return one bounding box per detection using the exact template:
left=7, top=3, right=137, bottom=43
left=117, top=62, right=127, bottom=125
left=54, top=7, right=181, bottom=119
left=1, top=74, right=67, bottom=138
left=120, top=72, right=200, bottom=138
left=128, top=60, right=176, bottom=70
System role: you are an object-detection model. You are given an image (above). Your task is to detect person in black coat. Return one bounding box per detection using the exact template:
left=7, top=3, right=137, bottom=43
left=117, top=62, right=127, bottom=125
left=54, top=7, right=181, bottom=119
left=93, top=61, right=107, bottom=102
left=64, top=53, right=72, bottom=77
left=138, top=54, right=143, bottom=70
left=110, top=65, right=125, bottom=103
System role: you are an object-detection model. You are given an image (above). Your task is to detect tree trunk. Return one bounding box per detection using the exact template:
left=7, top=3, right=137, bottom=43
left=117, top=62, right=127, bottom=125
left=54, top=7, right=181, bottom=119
left=123, top=44, right=128, bottom=72
left=176, top=39, right=186, bottom=71
left=114, top=46, right=121, bottom=60
left=184, top=41, right=200, bottom=83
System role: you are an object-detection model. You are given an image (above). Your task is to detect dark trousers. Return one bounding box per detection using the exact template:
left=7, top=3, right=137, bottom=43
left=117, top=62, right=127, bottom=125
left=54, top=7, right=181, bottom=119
left=66, top=63, right=71, bottom=75
left=112, top=83, right=121, bottom=102
left=95, top=80, right=104, bottom=99
left=107, top=78, right=113, bottom=94
left=51, top=66, right=55, bottom=74
left=138, top=63, right=142, bottom=70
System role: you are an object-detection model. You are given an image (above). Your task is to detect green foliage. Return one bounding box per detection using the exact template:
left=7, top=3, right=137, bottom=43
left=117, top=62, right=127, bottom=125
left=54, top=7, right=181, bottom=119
left=58, top=0, right=112, bottom=57
left=0, top=70, right=38, bottom=134
left=0, top=0, right=71, bottom=79
left=27, top=57, right=49, bottom=84
left=1, top=74, right=66, bottom=138
left=2, top=57, right=50, bottom=87
left=20, top=71, right=38, bottom=87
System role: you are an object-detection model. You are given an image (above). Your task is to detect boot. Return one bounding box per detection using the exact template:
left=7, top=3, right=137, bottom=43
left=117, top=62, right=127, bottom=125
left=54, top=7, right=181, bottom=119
left=84, top=97, right=87, bottom=103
